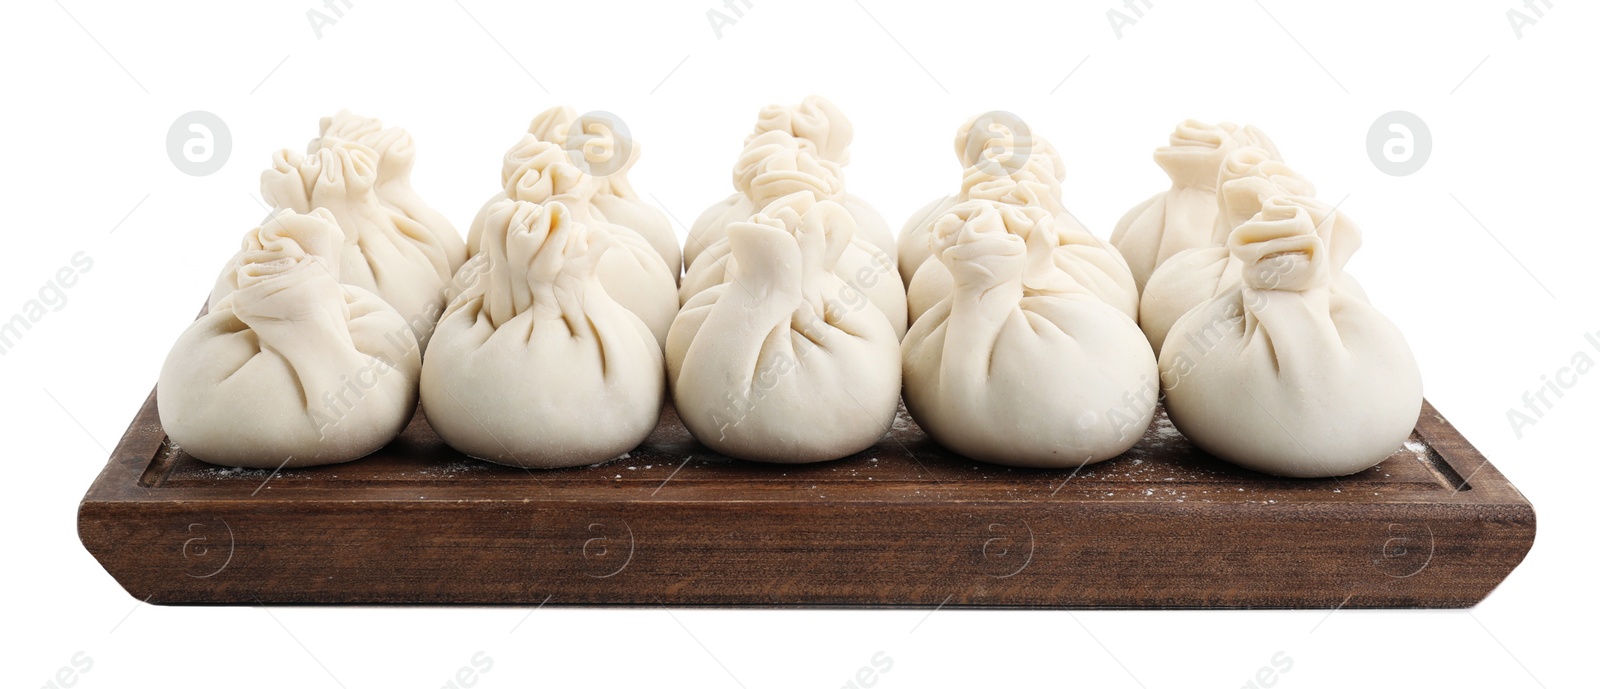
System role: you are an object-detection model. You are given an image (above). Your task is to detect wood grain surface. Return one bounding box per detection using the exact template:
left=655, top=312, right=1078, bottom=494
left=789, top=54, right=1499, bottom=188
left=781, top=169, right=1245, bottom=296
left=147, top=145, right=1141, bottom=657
left=78, top=390, right=1535, bottom=608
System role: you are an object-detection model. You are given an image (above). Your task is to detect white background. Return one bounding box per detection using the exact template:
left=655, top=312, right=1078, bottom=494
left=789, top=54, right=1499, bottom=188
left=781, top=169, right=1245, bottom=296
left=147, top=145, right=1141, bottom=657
left=3, top=0, right=1593, bottom=686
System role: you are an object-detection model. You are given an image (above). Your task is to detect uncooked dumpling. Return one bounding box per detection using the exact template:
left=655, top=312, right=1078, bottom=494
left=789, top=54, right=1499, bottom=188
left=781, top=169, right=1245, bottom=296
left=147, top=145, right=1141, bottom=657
left=904, top=173, right=1137, bottom=324
left=421, top=200, right=663, bottom=468
left=685, top=96, right=892, bottom=267
left=258, top=144, right=454, bottom=347
left=666, top=199, right=900, bottom=463
left=902, top=201, right=1157, bottom=468
left=467, top=139, right=678, bottom=347
left=160, top=209, right=421, bottom=468
left=524, top=105, right=681, bottom=277
left=308, top=110, right=467, bottom=274
left=895, top=112, right=1068, bottom=286
left=1159, top=198, right=1421, bottom=478
left=1111, top=120, right=1279, bottom=293
left=680, top=190, right=907, bottom=339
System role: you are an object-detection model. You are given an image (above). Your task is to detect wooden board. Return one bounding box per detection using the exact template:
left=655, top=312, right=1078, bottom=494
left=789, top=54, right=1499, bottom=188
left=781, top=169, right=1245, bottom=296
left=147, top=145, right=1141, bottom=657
left=78, top=390, right=1534, bottom=608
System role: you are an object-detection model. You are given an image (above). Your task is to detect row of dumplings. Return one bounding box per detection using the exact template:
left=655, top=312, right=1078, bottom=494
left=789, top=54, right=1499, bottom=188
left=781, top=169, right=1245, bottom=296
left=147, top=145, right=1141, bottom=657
left=156, top=98, right=1421, bottom=478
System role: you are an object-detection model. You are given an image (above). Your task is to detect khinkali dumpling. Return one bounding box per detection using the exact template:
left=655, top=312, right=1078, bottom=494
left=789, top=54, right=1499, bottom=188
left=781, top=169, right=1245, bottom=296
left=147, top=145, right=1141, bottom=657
left=685, top=96, right=892, bottom=268
left=666, top=200, right=900, bottom=463
left=904, top=173, right=1137, bottom=324
left=1111, top=120, right=1279, bottom=293
left=421, top=200, right=664, bottom=468
left=308, top=110, right=467, bottom=274
left=256, top=145, right=454, bottom=346
left=679, top=190, right=907, bottom=339
left=467, top=139, right=678, bottom=347
left=1160, top=198, right=1421, bottom=478
left=895, top=112, right=1068, bottom=286
left=160, top=209, right=421, bottom=468
left=902, top=201, right=1157, bottom=468
left=524, top=105, right=681, bottom=276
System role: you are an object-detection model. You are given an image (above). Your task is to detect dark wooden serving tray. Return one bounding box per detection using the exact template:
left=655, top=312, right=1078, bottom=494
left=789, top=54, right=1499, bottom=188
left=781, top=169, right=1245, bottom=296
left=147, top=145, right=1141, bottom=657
left=79, top=389, right=1533, bottom=608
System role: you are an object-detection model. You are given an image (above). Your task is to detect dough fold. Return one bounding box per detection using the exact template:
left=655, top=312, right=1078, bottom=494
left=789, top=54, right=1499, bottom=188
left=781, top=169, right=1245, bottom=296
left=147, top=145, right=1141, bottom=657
left=681, top=190, right=906, bottom=339
left=1110, top=119, right=1279, bottom=293
left=896, top=112, right=1069, bottom=286
left=255, top=144, right=454, bottom=347
left=467, top=139, right=678, bottom=347
left=309, top=110, right=467, bottom=274
left=686, top=96, right=893, bottom=268
left=905, top=173, right=1136, bottom=324
left=524, top=105, right=681, bottom=277
left=1140, top=149, right=1370, bottom=355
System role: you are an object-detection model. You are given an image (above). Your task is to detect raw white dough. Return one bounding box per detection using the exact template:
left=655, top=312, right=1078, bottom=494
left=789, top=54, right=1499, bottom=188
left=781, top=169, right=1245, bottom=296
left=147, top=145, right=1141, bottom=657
left=524, top=105, right=682, bottom=277
left=685, top=96, right=892, bottom=267
left=750, top=95, right=856, bottom=164
left=421, top=201, right=663, bottom=468
left=257, top=144, right=454, bottom=347
left=467, top=139, right=678, bottom=347
left=905, top=174, right=1137, bottom=324
left=902, top=201, right=1157, bottom=468
left=308, top=110, right=467, bottom=274
left=680, top=190, right=907, bottom=339
left=1138, top=149, right=1340, bottom=354
left=666, top=200, right=900, bottom=463
left=160, top=209, right=421, bottom=469
left=1110, top=120, right=1279, bottom=293
left=468, top=137, right=585, bottom=254
left=895, top=112, right=1069, bottom=286
left=1160, top=198, right=1421, bottom=478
